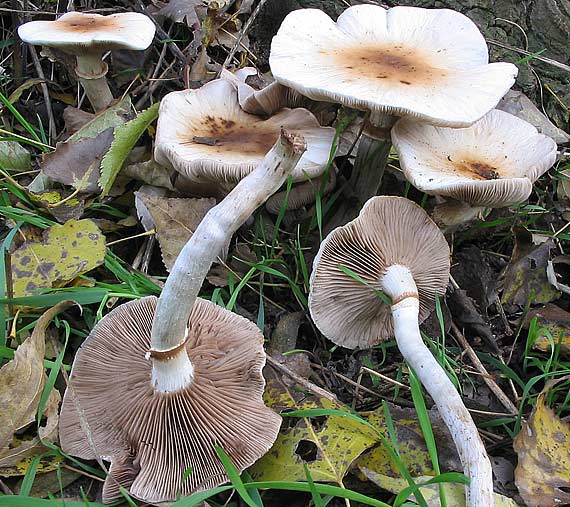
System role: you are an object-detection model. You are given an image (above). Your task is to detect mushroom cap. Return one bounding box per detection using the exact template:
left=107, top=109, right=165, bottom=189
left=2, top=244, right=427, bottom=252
left=18, top=11, right=156, bottom=53
left=154, top=78, right=335, bottom=183
left=309, top=196, right=450, bottom=349
left=59, top=296, right=281, bottom=504
left=392, top=109, right=558, bottom=207
left=269, top=5, right=518, bottom=127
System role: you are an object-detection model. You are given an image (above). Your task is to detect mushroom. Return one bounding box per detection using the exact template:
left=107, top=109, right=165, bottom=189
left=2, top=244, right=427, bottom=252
left=154, top=78, right=334, bottom=184
left=269, top=4, right=518, bottom=223
left=60, top=131, right=307, bottom=503
left=391, top=109, right=558, bottom=226
left=18, top=11, right=156, bottom=111
left=309, top=195, right=493, bottom=507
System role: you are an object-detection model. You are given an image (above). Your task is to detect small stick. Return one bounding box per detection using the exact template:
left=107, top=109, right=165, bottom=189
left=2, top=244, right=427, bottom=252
left=451, top=321, right=518, bottom=415
left=28, top=46, right=56, bottom=141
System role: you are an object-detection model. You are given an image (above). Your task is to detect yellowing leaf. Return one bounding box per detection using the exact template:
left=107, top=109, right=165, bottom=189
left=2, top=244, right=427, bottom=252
left=524, top=304, right=570, bottom=356
left=248, top=372, right=378, bottom=483
left=361, top=469, right=520, bottom=507
left=10, top=219, right=106, bottom=299
left=514, top=380, right=570, bottom=507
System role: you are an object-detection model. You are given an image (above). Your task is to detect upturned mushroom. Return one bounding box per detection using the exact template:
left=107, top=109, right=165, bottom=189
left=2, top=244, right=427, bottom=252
left=309, top=196, right=493, bottom=507
left=59, top=131, right=307, bottom=503
left=154, top=78, right=334, bottom=184
left=391, top=109, right=558, bottom=226
left=18, top=11, right=156, bottom=111
left=269, top=4, right=518, bottom=224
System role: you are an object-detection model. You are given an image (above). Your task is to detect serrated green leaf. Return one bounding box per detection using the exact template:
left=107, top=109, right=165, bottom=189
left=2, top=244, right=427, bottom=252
left=99, top=102, right=160, bottom=196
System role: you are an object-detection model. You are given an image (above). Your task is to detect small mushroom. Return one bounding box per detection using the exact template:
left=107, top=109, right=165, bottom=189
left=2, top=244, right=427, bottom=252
left=18, top=11, right=156, bottom=111
left=154, top=78, right=335, bottom=183
left=309, top=195, right=493, bottom=507
left=60, top=131, right=307, bottom=503
left=392, top=109, right=558, bottom=225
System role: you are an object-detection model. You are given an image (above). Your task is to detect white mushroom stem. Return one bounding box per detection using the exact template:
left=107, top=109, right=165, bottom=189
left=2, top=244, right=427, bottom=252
left=382, top=264, right=494, bottom=507
left=75, top=52, right=114, bottom=111
left=149, top=130, right=306, bottom=392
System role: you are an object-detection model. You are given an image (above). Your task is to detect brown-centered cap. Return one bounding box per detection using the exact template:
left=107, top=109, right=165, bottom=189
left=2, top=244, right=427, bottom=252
left=59, top=296, right=281, bottom=504
left=392, top=109, right=558, bottom=207
left=220, top=67, right=305, bottom=116
left=309, top=196, right=450, bottom=349
left=154, top=78, right=334, bottom=183
left=270, top=5, right=517, bottom=127
left=17, top=11, right=155, bottom=54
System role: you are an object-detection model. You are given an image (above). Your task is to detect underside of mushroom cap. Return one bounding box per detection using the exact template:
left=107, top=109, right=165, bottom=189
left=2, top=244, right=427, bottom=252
left=270, top=5, right=517, bottom=127
left=18, top=11, right=156, bottom=53
left=154, top=79, right=335, bottom=183
left=392, top=109, right=558, bottom=206
left=59, top=296, right=281, bottom=504
left=309, top=196, right=450, bottom=349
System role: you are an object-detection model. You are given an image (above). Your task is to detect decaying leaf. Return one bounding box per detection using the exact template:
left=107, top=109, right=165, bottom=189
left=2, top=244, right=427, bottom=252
left=0, top=140, right=31, bottom=172
left=135, top=192, right=217, bottom=271
left=99, top=101, right=160, bottom=197
left=31, top=190, right=85, bottom=223
left=10, top=219, right=106, bottom=299
left=248, top=371, right=378, bottom=483
left=501, top=227, right=561, bottom=307
left=557, top=169, right=570, bottom=201
left=159, top=0, right=205, bottom=26
left=0, top=302, right=72, bottom=475
left=41, top=97, right=133, bottom=193
left=356, top=404, right=460, bottom=479
left=524, top=304, right=570, bottom=356
left=514, top=379, right=570, bottom=507
left=362, top=469, right=520, bottom=507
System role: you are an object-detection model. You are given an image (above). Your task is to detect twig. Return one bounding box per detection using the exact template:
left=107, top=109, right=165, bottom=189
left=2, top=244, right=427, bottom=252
left=28, top=45, right=56, bottom=142
left=487, top=38, right=570, bottom=73
left=451, top=321, right=518, bottom=415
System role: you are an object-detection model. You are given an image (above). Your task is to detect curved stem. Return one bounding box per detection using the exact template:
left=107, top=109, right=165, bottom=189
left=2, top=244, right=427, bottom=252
left=76, top=53, right=114, bottom=111
left=382, top=265, right=494, bottom=507
left=151, top=131, right=306, bottom=353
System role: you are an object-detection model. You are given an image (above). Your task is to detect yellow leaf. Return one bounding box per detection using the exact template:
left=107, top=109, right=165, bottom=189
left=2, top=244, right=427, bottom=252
left=514, top=379, right=570, bottom=507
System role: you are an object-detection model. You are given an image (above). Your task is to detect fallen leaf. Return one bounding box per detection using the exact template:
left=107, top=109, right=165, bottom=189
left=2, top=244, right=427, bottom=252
left=159, top=0, right=205, bottom=26
left=362, top=469, right=520, bottom=507
left=0, top=140, right=31, bottom=172
left=501, top=227, right=561, bottom=307
left=134, top=192, right=216, bottom=271
left=0, top=302, right=72, bottom=475
left=41, top=97, right=133, bottom=193
left=31, top=190, right=85, bottom=223
left=62, top=107, right=94, bottom=137
left=10, top=219, right=106, bottom=299
left=514, top=379, right=570, bottom=507
left=557, top=169, right=570, bottom=201
left=99, top=101, right=160, bottom=197
left=248, top=371, right=378, bottom=483
left=523, top=304, right=570, bottom=356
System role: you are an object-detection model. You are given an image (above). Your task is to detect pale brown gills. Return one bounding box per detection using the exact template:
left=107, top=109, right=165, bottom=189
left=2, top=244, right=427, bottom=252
left=185, top=115, right=280, bottom=156
left=58, top=14, right=119, bottom=34
left=331, top=44, right=448, bottom=86
left=452, top=158, right=501, bottom=180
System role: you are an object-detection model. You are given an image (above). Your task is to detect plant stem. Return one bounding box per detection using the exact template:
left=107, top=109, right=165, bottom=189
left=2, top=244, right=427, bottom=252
left=150, top=130, right=306, bottom=354
left=75, top=52, right=114, bottom=111
left=382, top=264, right=494, bottom=507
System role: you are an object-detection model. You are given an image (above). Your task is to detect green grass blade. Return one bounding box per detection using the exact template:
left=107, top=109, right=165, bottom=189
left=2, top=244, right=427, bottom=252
left=214, top=446, right=259, bottom=507
left=304, top=464, right=325, bottom=507
left=18, top=454, right=43, bottom=496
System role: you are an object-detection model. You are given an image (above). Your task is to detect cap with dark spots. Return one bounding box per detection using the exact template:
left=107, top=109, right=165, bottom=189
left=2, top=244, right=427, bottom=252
left=154, top=78, right=335, bottom=183
left=269, top=5, right=518, bottom=127
left=17, top=11, right=156, bottom=54
left=392, top=109, right=558, bottom=206
left=309, top=196, right=450, bottom=349
left=59, top=296, right=281, bottom=504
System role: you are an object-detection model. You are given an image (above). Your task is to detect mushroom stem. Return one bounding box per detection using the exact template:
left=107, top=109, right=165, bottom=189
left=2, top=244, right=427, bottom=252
left=149, top=130, right=306, bottom=391
left=75, top=52, right=114, bottom=111
left=382, top=264, right=494, bottom=507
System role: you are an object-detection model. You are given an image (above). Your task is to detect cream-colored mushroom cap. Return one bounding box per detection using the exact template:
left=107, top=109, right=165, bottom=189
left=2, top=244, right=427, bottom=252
left=154, top=78, right=335, bottom=183
left=270, top=5, right=518, bottom=127
left=309, top=196, right=450, bottom=349
left=59, top=296, right=281, bottom=504
left=18, top=11, right=155, bottom=53
left=392, top=109, right=558, bottom=207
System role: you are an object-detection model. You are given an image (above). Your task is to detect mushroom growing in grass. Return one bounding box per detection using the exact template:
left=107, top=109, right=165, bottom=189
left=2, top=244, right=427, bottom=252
left=392, top=109, right=558, bottom=226
left=269, top=4, right=518, bottom=223
left=60, top=131, right=307, bottom=504
left=18, top=12, right=156, bottom=111
left=154, top=78, right=334, bottom=184
left=309, top=196, right=493, bottom=507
